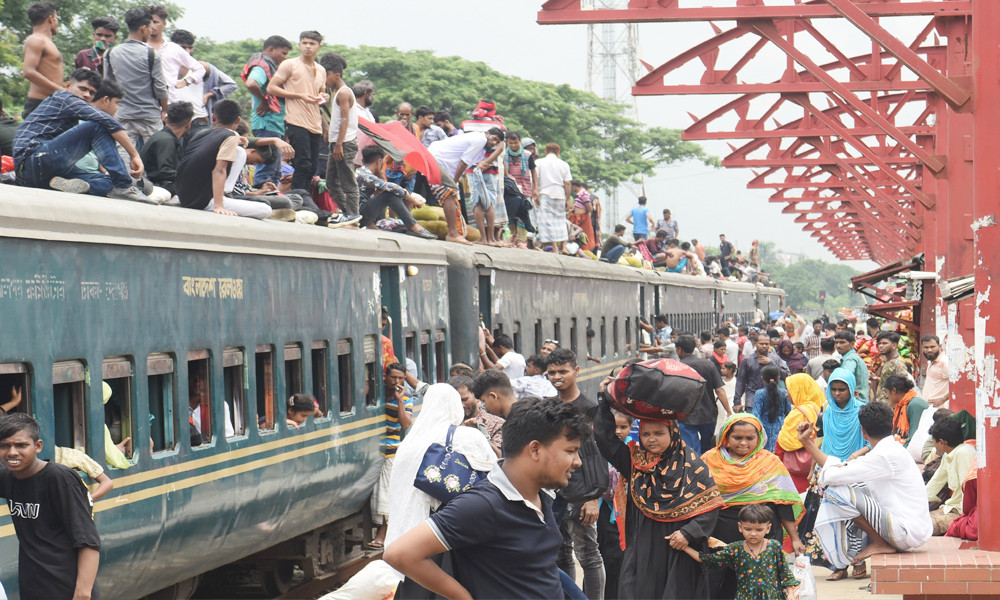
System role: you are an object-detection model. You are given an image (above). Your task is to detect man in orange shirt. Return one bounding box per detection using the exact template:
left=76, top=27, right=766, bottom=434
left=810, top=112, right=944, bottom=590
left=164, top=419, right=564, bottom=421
left=267, top=31, right=328, bottom=194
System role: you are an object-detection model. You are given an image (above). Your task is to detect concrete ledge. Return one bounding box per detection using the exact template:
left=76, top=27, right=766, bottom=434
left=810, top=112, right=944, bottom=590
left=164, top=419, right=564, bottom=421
left=871, top=536, right=1000, bottom=599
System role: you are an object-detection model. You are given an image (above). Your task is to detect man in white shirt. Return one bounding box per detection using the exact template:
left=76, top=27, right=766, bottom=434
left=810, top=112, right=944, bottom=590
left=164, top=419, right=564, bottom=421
left=920, top=335, right=950, bottom=407
left=482, top=333, right=526, bottom=380
left=796, top=403, right=933, bottom=580
left=429, top=128, right=503, bottom=244
left=166, top=29, right=208, bottom=129
left=742, top=327, right=758, bottom=358
left=534, top=142, right=572, bottom=253
left=511, top=355, right=557, bottom=401
left=147, top=7, right=205, bottom=117
left=351, top=80, right=376, bottom=166
left=717, top=326, right=739, bottom=364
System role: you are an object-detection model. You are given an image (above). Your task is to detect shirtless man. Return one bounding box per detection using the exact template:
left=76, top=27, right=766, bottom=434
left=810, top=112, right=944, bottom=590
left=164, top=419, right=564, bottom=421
left=22, top=2, right=65, bottom=118
left=663, top=238, right=697, bottom=273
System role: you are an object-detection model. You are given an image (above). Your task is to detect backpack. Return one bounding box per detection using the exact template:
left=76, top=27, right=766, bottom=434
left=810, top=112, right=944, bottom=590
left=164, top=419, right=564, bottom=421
left=559, top=435, right=610, bottom=503
left=105, top=43, right=158, bottom=99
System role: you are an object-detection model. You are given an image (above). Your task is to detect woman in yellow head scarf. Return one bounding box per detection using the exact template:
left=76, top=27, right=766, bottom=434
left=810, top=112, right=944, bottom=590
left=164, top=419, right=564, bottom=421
left=102, top=381, right=131, bottom=470
left=775, top=373, right=824, bottom=492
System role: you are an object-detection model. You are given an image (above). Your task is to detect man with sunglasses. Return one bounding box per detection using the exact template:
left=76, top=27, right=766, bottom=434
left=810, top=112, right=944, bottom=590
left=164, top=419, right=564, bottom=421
left=540, top=339, right=560, bottom=356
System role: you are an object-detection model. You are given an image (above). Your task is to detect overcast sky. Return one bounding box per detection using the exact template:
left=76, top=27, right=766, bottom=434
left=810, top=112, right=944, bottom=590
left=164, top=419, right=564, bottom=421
left=171, top=0, right=915, bottom=269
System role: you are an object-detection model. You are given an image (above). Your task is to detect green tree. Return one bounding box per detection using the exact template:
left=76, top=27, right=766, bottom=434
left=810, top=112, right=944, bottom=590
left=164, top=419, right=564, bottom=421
left=193, top=41, right=716, bottom=193
left=765, top=258, right=861, bottom=318
left=0, top=0, right=183, bottom=108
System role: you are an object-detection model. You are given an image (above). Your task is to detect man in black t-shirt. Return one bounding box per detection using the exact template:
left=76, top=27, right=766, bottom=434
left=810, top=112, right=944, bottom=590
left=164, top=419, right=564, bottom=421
left=0, top=413, right=101, bottom=600
left=384, top=397, right=591, bottom=599
left=546, top=348, right=606, bottom=600
left=175, top=99, right=272, bottom=219
left=675, top=334, right=732, bottom=455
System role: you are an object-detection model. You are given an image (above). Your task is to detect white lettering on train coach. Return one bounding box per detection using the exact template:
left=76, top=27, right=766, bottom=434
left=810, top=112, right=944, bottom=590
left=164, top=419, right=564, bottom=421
left=182, top=276, right=244, bottom=300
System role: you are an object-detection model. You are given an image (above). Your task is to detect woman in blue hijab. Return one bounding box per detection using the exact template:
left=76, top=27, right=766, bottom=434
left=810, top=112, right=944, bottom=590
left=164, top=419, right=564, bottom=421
left=819, top=367, right=866, bottom=460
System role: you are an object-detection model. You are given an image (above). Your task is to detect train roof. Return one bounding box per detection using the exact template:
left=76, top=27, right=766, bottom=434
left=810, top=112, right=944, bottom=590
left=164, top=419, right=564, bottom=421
left=448, top=243, right=780, bottom=295
left=0, top=187, right=784, bottom=297
left=0, top=187, right=448, bottom=266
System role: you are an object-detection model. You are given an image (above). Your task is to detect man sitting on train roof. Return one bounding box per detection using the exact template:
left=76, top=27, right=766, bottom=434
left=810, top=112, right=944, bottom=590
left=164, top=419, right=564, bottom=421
left=139, top=101, right=192, bottom=197
left=357, top=145, right=436, bottom=239
left=599, top=224, right=635, bottom=263
left=12, top=67, right=150, bottom=202
left=73, top=77, right=172, bottom=203
left=174, top=99, right=272, bottom=219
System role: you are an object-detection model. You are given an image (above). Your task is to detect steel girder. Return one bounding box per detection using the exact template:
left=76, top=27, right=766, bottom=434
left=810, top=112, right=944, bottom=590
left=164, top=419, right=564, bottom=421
left=537, top=0, right=967, bottom=265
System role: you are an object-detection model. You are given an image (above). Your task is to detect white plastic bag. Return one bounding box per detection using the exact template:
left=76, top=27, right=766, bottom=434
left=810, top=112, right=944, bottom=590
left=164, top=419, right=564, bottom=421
left=788, top=554, right=817, bottom=600
left=319, top=559, right=400, bottom=600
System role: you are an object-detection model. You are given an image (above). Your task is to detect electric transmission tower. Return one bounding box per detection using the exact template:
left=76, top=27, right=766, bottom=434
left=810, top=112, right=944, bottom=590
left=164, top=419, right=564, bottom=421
left=585, top=0, right=642, bottom=235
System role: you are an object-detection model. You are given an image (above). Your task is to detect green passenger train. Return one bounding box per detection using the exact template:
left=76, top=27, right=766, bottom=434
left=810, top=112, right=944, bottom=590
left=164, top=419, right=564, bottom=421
left=0, top=188, right=782, bottom=599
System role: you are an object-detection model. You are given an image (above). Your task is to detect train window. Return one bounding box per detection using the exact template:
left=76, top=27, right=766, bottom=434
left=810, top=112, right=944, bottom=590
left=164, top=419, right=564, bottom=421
left=600, top=317, right=607, bottom=357
left=187, top=351, right=212, bottom=445
left=364, top=335, right=378, bottom=407
left=147, top=353, right=176, bottom=452
left=404, top=332, right=415, bottom=363
left=419, top=331, right=431, bottom=383
left=586, top=318, right=594, bottom=357
left=52, top=360, right=87, bottom=453
left=337, top=339, right=354, bottom=413
left=0, top=362, right=31, bottom=415
left=554, top=319, right=561, bottom=345
left=625, top=318, right=632, bottom=355
left=222, top=348, right=246, bottom=438
left=284, top=343, right=303, bottom=398
left=434, top=330, right=446, bottom=383
left=312, top=341, right=329, bottom=416
left=570, top=318, right=578, bottom=356
left=102, top=356, right=134, bottom=460
left=513, top=321, right=522, bottom=354
left=534, top=320, right=542, bottom=353
left=255, top=345, right=276, bottom=432
left=613, top=317, right=620, bottom=356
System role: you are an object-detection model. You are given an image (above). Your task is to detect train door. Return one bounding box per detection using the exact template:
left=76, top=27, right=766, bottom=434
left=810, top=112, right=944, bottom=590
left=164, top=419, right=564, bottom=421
left=479, top=273, right=492, bottom=330
left=380, top=266, right=403, bottom=355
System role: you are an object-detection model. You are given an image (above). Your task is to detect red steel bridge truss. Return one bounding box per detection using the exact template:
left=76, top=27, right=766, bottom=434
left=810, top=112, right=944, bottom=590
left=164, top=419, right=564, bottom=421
left=538, top=0, right=983, bottom=366
left=538, top=0, right=1000, bottom=549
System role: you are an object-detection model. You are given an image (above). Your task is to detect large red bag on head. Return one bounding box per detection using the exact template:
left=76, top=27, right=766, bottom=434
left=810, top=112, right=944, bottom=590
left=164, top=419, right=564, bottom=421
left=608, top=358, right=706, bottom=421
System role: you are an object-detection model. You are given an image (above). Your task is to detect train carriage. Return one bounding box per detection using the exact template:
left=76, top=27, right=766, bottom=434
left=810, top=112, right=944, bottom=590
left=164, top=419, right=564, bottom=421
left=0, top=188, right=781, bottom=599
left=0, top=190, right=450, bottom=599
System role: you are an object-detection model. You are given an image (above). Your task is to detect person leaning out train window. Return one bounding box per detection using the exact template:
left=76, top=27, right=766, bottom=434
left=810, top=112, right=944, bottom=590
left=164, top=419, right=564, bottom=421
left=102, top=382, right=131, bottom=469
left=286, top=394, right=315, bottom=429
left=1, top=386, right=23, bottom=415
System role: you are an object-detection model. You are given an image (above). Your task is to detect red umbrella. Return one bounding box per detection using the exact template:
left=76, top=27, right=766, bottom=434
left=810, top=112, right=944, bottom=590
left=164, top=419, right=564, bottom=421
left=358, top=118, right=442, bottom=185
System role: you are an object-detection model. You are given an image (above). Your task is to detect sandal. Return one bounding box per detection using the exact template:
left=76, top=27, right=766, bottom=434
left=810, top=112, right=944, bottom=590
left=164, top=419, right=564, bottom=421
left=852, top=563, right=868, bottom=579
left=366, top=540, right=384, bottom=550
left=826, top=569, right=849, bottom=581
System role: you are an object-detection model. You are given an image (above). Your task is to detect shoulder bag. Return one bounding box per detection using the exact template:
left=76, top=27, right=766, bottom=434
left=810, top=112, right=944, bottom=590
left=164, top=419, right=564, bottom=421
left=414, top=425, right=487, bottom=503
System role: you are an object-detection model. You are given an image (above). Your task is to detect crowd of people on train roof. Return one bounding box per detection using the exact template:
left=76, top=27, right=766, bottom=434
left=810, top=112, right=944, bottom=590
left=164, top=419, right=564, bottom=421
left=3, top=2, right=767, bottom=282
left=0, top=273, right=971, bottom=598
